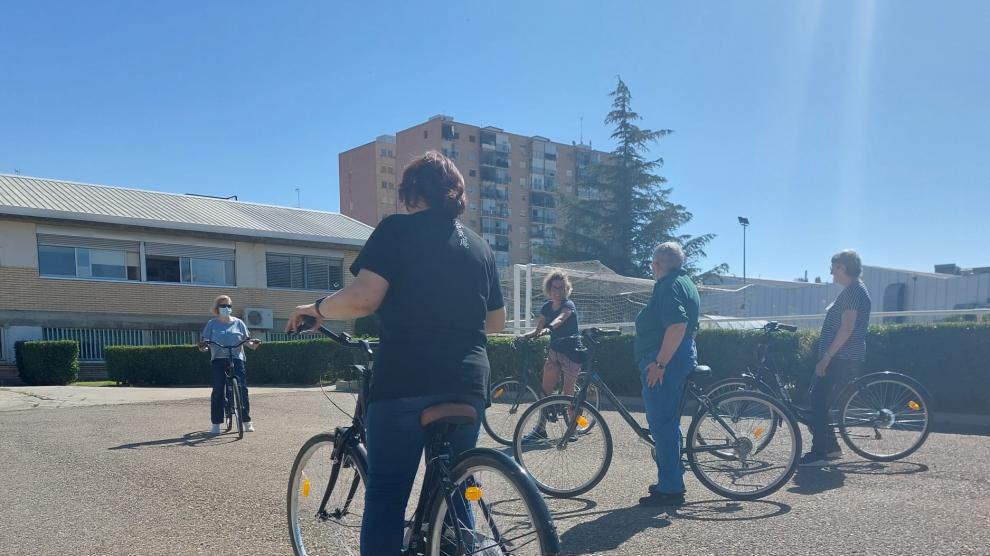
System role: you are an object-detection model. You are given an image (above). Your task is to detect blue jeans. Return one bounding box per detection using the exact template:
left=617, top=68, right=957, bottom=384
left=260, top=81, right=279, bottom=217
left=639, top=341, right=696, bottom=494
left=360, top=394, right=484, bottom=556
left=211, top=358, right=250, bottom=424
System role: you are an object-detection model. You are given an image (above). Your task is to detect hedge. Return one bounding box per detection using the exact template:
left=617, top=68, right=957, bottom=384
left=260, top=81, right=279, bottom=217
left=100, top=324, right=990, bottom=414
left=15, top=340, right=80, bottom=385
left=106, top=339, right=367, bottom=386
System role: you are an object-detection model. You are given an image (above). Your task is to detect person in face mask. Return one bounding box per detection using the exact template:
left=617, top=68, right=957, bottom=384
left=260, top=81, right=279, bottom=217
left=198, top=295, right=261, bottom=435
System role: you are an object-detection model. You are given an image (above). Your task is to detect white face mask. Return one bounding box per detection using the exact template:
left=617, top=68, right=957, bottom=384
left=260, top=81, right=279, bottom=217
left=219, top=307, right=233, bottom=317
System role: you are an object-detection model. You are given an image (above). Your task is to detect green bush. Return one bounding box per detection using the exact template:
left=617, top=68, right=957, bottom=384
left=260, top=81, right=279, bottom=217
left=16, top=340, right=80, bottom=385
left=486, top=336, right=549, bottom=385
left=522, top=324, right=990, bottom=415
left=105, top=339, right=367, bottom=386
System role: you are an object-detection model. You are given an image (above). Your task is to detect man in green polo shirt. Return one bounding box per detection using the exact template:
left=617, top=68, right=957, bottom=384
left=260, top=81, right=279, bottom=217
left=634, top=242, right=701, bottom=506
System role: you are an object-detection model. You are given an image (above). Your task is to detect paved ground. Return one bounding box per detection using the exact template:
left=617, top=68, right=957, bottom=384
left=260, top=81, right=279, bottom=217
left=1, top=388, right=988, bottom=555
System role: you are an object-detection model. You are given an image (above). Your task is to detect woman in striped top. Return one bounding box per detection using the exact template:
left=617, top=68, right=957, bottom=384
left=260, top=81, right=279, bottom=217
left=800, top=250, right=872, bottom=466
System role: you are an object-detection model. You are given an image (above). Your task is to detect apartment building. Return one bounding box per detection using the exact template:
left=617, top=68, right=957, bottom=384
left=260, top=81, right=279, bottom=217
left=0, top=174, right=372, bottom=380
left=339, top=115, right=607, bottom=271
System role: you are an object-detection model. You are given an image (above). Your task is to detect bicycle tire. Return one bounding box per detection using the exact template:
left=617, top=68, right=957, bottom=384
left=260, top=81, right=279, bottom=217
left=231, top=377, right=244, bottom=440
left=287, top=432, right=368, bottom=556
left=686, top=390, right=800, bottom=501
left=425, top=448, right=560, bottom=556
left=224, top=380, right=234, bottom=432
left=838, top=372, right=932, bottom=462
left=512, top=395, right=612, bottom=498
left=484, top=379, right=540, bottom=446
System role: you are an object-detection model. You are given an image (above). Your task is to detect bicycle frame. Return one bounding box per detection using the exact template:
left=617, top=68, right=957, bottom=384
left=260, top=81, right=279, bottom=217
left=555, top=330, right=745, bottom=458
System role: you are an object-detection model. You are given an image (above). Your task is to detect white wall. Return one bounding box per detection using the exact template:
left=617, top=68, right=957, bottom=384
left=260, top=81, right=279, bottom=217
left=0, top=220, right=39, bottom=268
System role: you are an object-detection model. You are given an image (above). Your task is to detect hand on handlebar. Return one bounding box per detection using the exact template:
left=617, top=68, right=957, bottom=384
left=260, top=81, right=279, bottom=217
left=197, top=340, right=209, bottom=353
left=286, top=304, right=322, bottom=334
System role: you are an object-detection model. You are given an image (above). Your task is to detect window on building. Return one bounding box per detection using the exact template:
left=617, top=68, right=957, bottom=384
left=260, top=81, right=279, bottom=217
left=468, top=152, right=475, bottom=161
left=469, top=169, right=476, bottom=177
left=144, top=242, right=235, bottom=286
left=266, top=253, right=343, bottom=290
left=469, top=135, right=475, bottom=143
left=424, top=130, right=429, bottom=139
left=37, top=234, right=140, bottom=281
left=380, top=148, right=387, bottom=157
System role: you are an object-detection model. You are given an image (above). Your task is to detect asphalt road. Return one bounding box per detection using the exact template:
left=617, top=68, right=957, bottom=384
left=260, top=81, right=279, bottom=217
left=1, top=390, right=988, bottom=555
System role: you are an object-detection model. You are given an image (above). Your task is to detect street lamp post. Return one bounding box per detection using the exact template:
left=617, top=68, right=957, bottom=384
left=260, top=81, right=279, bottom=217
left=737, top=216, right=750, bottom=284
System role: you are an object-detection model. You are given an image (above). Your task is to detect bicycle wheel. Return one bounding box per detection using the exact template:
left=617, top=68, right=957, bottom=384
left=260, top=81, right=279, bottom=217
left=705, top=377, right=755, bottom=401
left=698, top=378, right=781, bottom=458
left=288, top=432, right=367, bottom=556
left=686, top=390, right=800, bottom=501
left=573, top=381, right=601, bottom=435
left=426, top=449, right=560, bottom=556
left=512, top=395, right=612, bottom=498
left=224, top=381, right=234, bottom=432
left=484, top=379, right=540, bottom=446
left=231, top=377, right=245, bottom=440
left=838, top=373, right=932, bottom=462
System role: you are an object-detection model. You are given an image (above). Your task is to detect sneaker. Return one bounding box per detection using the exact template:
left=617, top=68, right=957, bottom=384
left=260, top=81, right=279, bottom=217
left=798, top=452, right=829, bottom=466
left=638, top=490, right=686, bottom=507
left=244, top=422, right=255, bottom=432
left=521, top=427, right=548, bottom=444
left=210, top=423, right=221, bottom=435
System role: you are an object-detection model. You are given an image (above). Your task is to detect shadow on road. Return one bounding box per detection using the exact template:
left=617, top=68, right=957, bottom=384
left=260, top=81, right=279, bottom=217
left=108, top=430, right=239, bottom=450
left=557, top=498, right=789, bottom=554
left=789, top=464, right=846, bottom=495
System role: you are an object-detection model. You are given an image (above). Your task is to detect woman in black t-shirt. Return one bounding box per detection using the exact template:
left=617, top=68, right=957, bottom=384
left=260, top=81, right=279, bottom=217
left=286, top=152, right=505, bottom=555
left=518, top=271, right=584, bottom=441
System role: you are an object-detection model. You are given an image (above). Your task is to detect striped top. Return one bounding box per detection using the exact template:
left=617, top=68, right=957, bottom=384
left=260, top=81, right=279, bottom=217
left=819, top=280, right=872, bottom=361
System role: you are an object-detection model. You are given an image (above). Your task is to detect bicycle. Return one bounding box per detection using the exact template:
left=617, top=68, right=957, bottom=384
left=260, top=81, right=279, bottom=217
left=286, top=318, right=561, bottom=556
left=705, top=321, right=933, bottom=462
left=483, top=336, right=601, bottom=446
left=512, top=327, right=802, bottom=501
left=201, top=337, right=259, bottom=440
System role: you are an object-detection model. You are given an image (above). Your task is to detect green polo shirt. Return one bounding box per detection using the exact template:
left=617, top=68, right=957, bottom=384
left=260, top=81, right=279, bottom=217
left=633, top=268, right=701, bottom=361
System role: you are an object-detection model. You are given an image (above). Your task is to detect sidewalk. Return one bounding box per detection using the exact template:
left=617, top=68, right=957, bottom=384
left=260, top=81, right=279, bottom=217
left=0, top=385, right=322, bottom=412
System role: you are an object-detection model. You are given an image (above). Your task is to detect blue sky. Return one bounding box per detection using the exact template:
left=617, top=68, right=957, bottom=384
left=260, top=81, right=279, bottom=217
left=2, top=1, right=987, bottom=281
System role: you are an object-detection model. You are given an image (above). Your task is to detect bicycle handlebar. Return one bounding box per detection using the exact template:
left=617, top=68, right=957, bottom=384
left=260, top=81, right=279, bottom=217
left=201, top=338, right=260, bottom=349
left=291, top=315, right=378, bottom=356
left=763, top=321, right=798, bottom=333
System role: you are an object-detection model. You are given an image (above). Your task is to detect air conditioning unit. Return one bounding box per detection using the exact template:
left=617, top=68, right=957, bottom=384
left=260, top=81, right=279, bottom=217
left=244, top=307, right=274, bottom=330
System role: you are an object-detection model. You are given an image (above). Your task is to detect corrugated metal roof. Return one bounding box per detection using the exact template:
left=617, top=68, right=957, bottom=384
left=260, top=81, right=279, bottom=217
left=0, top=174, right=373, bottom=246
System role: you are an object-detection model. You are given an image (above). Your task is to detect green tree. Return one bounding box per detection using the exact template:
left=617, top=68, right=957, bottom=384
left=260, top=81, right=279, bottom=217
left=547, top=77, right=725, bottom=280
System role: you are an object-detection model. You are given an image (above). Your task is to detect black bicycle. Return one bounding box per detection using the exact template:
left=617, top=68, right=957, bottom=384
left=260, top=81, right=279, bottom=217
left=705, top=321, right=933, bottom=462
left=512, top=328, right=802, bottom=501
left=201, top=338, right=259, bottom=440
left=286, top=319, right=561, bottom=556
left=483, top=336, right=601, bottom=445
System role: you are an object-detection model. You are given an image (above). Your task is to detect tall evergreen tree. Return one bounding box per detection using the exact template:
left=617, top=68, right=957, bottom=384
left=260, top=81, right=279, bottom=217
left=547, top=77, right=725, bottom=280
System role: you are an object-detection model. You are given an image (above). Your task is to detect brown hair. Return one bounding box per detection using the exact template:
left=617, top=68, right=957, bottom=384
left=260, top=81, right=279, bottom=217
left=397, top=151, right=466, bottom=218
left=543, top=271, right=573, bottom=299
left=831, top=249, right=863, bottom=279
left=211, top=295, right=232, bottom=316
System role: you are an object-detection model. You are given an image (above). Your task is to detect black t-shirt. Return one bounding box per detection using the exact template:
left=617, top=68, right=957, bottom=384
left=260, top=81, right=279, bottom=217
left=350, top=209, right=504, bottom=402
left=540, top=299, right=582, bottom=354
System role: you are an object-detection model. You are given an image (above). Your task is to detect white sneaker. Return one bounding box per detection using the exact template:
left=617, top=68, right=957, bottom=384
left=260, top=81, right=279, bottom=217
left=245, top=422, right=255, bottom=432
left=210, top=423, right=221, bottom=435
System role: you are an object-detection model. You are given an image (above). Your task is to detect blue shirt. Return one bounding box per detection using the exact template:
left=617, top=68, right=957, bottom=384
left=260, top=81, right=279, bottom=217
left=819, top=280, right=871, bottom=361
left=201, top=317, right=251, bottom=361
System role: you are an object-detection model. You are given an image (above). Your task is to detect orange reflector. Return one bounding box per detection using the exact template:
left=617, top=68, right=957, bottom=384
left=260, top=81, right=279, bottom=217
left=302, top=479, right=311, bottom=498
left=464, top=486, right=483, bottom=501
left=493, top=388, right=505, bottom=399
left=753, top=427, right=765, bottom=440
left=576, top=416, right=589, bottom=428
left=908, top=400, right=920, bottom=411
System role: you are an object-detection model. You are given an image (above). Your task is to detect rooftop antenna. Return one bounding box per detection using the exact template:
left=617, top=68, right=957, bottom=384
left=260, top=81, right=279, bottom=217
left=580, top=117, right=584, bottom=145
left=295, top=187, right=301, bottom=208
left=13, top=168, right=21, bottom=175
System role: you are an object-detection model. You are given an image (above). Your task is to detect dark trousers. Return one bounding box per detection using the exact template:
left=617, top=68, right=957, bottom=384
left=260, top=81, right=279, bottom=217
left=808, top=358, right=861, bottom=454
left=360, top=394, right=484, bottom=556
left=211, top=358, right=251, bottom=424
